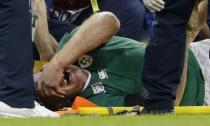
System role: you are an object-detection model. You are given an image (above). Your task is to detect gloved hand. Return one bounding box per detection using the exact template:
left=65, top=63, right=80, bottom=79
left=143, top=0, right=165, bottom=12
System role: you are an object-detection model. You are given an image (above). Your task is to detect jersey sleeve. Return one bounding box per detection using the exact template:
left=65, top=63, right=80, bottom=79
left=180, top=50, right=205, bottom=106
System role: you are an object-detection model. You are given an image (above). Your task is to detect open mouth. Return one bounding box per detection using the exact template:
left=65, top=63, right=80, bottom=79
left=64, top=71, right=72, bottom=84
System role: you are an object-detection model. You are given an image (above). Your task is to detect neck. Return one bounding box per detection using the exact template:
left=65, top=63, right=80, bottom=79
left=81, top=69, right=91, bottom=91
left=81, top=69, right=89, bottom=83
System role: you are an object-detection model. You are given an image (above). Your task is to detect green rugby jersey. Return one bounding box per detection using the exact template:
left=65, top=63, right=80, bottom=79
left=56, top=28, right=205, bottom=106
left=57, top=31, right=146, bottom=106
left=179, top=50, right=205, bottom=106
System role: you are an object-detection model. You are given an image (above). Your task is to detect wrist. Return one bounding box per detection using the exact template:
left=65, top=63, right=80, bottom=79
left=51, top=57, right=65, bottom=71
left=39, top=51, right=54, bottom=61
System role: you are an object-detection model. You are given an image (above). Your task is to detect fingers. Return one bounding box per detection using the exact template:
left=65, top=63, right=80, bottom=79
left=152, top=0, right=165, bottom=11
left=156, top=0, right=165, bottom=6
left=146, top=4, right=157, bottom=12
left=144, top=0, right=165, bottom=12
left=37, top=81, right=66, bottom=98
left=54, top=86, right=66, bottom=97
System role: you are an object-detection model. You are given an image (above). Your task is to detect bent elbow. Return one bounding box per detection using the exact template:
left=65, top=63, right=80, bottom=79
left=100, top=12, right=120, bottom=34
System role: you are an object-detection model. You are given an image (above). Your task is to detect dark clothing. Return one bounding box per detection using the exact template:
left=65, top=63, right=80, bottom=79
left=0, top=0, right=35, bottom=108
left=144, top=9, right=155, bottom=40
left=48, top=19, right=77, bottom=42
left=207, top=0, right=210, bottom=28
left=45, top=0, right=53, bottom=8
left=142, top=0, right=196, bottom=111
left=47, top=0, right=145, bottom=41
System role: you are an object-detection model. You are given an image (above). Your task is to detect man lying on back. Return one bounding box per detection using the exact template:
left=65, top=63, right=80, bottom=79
left=34, top=0, right=209, bottom=110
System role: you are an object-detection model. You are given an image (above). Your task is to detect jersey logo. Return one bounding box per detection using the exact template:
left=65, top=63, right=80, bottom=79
left=98, top=69, right=108, bottom=80
left=91, top=82, right=106, bottom=94
left=78, top=55, right=93, bottom=68
left=49, top=7, right=87, bottom=23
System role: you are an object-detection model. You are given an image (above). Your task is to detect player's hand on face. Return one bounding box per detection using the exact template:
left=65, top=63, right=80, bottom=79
left=61, top=65, right=85, bottom=97
left=37, top=61, right=66, bottom=98
left=143, top=0, right=165, bottom=12
left=34, top=68, right=69, bottom=110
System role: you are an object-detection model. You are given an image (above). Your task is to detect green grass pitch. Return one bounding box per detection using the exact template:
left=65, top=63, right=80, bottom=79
left=0, top=115, right=210, bottom=126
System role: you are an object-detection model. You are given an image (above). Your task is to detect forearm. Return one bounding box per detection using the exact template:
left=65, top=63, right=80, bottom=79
left=198, top=0, right=208, bottom=23
left=33, top=0, right=55, bottom=61
left=50, top=12, right=120, bottom=68
left=186, top=0, right=208, bottom=42
left=197, top=0, right=209, bottom=39
left=198, top=22, right=210, bottom=39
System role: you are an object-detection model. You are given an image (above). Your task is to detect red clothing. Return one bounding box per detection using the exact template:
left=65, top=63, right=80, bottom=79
left=53, top=0, right=90, bottom=10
